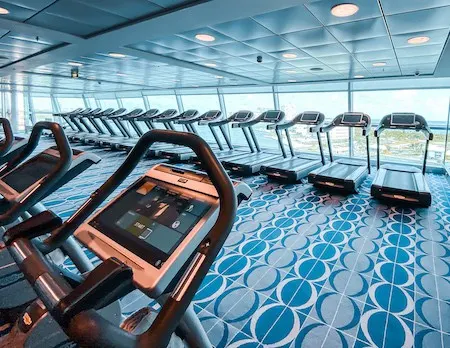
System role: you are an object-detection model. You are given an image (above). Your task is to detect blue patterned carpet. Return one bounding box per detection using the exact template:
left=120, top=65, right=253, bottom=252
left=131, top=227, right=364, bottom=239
left=40, top=142, right=450, bottom=348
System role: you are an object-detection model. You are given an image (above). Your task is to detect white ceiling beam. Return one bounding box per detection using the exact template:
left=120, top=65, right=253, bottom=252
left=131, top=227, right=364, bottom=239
left=0, top=0, right=309, bottom=77
left=0, top=18, right=84, bottom=44
left=434, top=34, right=450, bottom=77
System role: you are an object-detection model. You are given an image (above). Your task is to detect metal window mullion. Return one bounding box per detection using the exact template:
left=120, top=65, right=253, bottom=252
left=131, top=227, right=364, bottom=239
left=444, top=96, right=450, bottom=167
left=348, top=81, right=353, bottom=158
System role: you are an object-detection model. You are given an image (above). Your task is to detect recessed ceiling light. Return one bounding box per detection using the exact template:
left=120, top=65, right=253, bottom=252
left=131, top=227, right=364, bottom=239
left=288, top=80, right=297, bottom=83
left=116, top=73, right=126, bottom=77
left=192, top=85, right=199, bottom=88
left=286, top=70, right=298, bottom=74
left=310, top=67, right=323, bottom=71
left=354, top=75, right=364, bottom=78
left=282, top=53, right=297, bottom=59
left=0, top=7, right=9, bottom=15
left=215, top=75, right=224, bottom=79
left=204, top=62, right=217, bottom=67
left=68, top=62, right=83, bottom=67
left=195, top=34, right=216, bottom=42
left=372, top=62, right=386, bottom=67
left=407, top=36, right=430, bottom=45
left=108, top=52, right=126, bottom=58
left=331, top=3, right=359, bottom=17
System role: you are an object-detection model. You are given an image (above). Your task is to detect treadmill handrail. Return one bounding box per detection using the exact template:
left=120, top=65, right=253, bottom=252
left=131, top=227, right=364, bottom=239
left=0, top=122, right=73, bottom=225
left=10, top=130, right=238, bottom=348
left=374, top=113, right=433, bottom=173
left=0, top=118, right=15, bottom=157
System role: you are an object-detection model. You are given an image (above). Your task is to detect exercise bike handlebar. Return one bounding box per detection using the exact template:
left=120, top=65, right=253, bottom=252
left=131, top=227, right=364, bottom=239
left=0, top=122, right=73, bottom=225
left=7, top=129, right=237, bottom=347
left=0, top=118, right=14, bottom=157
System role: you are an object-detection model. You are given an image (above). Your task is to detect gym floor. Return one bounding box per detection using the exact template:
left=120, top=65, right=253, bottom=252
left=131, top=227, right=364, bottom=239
left=41, top=141, right=450, bottom=348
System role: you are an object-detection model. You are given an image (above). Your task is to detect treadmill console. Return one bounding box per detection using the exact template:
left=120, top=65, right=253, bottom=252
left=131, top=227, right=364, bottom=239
left=391, top=113, right=416, bottom=127
left=342, top=113, right=363, bottom=124
left=300, top=112, right=320, bottom=123
left=232, top=111, right=253, bottom=122
left=201, top=110, right=221, bottom=120
left=75, top=164, right=251, bottom=297
left=157, top=109, right=178, bottom=118
left=262, top=111, right=284, bottom=123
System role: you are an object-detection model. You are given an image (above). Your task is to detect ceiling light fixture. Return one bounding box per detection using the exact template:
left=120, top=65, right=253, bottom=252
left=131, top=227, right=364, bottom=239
left=108, top=52, right=126, bottom=58
left=286, top=70, right=298, bottom=74
left=68, top=62, right=83, bottom=67
left=195, top=34, right=216, bottom=42
left=282, top=53, right=297, bottom=59
left=331, top=3, right=359, bottom=17
left=354, top=75, right=364, bottom=78
left=372, top=62, right=386, bottom=67
left=310, top=67, right=323, bottom=71
left=0, top=7, right=9, bottom=15
left=288, top=80, right=297, bottom=83
left=215, top=75, right=224, bottom=79
left=407, top=36, right=430, bottom=45
left=204, top=62, right=217, bottom=67
left=116, top=73, right=126, bottom=77
left=192, top=85, right=199, bottom=88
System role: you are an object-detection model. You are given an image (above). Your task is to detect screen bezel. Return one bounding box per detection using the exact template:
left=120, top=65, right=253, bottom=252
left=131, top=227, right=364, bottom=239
left=391, top=114, right=416, bottom=126
left=264, top=111, right=282, bottom=121
left=342, top=114, right=363, bottom=124
left=89, top=177, right=218, bottom=267
left=234, top=112, right=252, bottom=121
left=300, top=113, right=319, bottom=123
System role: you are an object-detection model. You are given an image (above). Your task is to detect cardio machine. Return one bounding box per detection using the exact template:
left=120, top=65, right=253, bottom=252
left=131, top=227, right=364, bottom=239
left=260, top=111, right=327, bottom=183
left=1, top=130, right=252, bottom=348
left=308, top=112, right=372, bottom=193
left=0, top=118, right=28, bottom=166
left=0, top=122, right=102, bottom=324
left=371, top=113, right=433, bottom=207
left=221, top=110, right=285, bottom=176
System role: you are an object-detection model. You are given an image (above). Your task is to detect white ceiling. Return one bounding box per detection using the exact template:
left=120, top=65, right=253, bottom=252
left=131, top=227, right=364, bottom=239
left=0, top=0, right=449, bottom=93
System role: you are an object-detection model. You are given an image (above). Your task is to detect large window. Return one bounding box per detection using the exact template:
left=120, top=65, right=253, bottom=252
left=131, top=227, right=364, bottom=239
left=98, top=99, right=119, bottom=109
left=353, top=89, right=450, bottom=164
left=57, top=97, right=85, bottom=113
left=32, top=96, right=55, bottom=122
left=181, top=94, right=221, bottom=142
left=279, top=92, right=348, bottom=156
left=223, top=93, right=275, bottom=148
left=121, top=97, right=145, bottom=110
left=145, top=95, right=177, bottom=113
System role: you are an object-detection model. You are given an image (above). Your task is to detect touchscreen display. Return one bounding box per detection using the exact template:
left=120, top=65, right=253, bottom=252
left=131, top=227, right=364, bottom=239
left=2, top=154, right=57, bottom=193
left=301, top=113, right=319, bottom=122
left=90, top=179, right=212, bottom=267
left=235, top=112, right=251, bottom=120
left=391, top=114, right=415, bottom=126
left=342, top=114, right=363, bottom=124
left=265, top=111, right=281, bottom=120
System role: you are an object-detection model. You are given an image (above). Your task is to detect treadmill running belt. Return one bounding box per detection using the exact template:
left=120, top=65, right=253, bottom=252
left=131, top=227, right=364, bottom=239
left=268, top=158, right=311, bottom=170
left=319, top=163, right=360, bottom=180
left=383, top=170, right=417, bottom=191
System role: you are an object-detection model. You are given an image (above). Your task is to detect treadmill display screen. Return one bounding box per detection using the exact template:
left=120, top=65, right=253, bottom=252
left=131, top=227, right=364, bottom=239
left=265, top=111, right=281, bottom=121
left=234, top=112, right=251, bottom=121
left=2, top=153, right=57, bottom=193
left=342, top=114, right=363, bottom=124
left=301, top=113, right=319, bottom=122
left=89, top=178, right=212, bottom=268
left=391, top=114, right=416, bottom=126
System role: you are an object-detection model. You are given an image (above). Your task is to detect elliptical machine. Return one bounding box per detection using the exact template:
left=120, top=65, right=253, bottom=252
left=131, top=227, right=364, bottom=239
left=0, top=130, right=252, bottom=347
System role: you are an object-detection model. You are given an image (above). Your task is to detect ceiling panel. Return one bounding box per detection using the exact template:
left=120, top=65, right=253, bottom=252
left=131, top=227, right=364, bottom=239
left=381, top=0, right=450, bottom=15
left=302, top=43, right=348, bottom=57
left=391, top=29, right=450, bottom=48
left=27, top=13, right=102, bottom=36
left=327, top=18, right=388, bottom=42
left=386, top=6, right=450, bottom=35
left=178, top=28, right=234, bottom=46
left=305, top=0, right=382, bottom=26
left=212, top=18, right=273, bottom=41
left=243, top=36, right=296, bottom=52
left=213, top=42, right=261, bottom=56
left=282, top=27, right=337, bottom=48
left=72, top=0, right=163, bottom=19
left=126, top=41, right=175, bottom=55
left=341, top=36, right=393, bottom=53
left=252, top=5, right=322, bottom=35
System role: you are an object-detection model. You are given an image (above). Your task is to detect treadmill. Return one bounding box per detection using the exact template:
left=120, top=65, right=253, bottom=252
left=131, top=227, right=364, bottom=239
left=147, top=110, right=199, bottom=157
left=371, top=113, right=433, bottom=207
left=69, top=108, right=102, bottom=142
left=191, top=110, right=248, bottom=165
left=260, top=111, right=327, bottom=183
left=54, top=108, right=83, bottom=133
left=308, top=112, right=372, bottom=193
left=97, top=109, right=145, bottom=148
left=114, top=109, right=160, bottom=151
left=221, top=110, right=286, bottom=176
left=83, top=108, right=128, bottom=145
left=67, top=108, right=93, bottom=140
left=0, top=118, right=28, bottom=165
